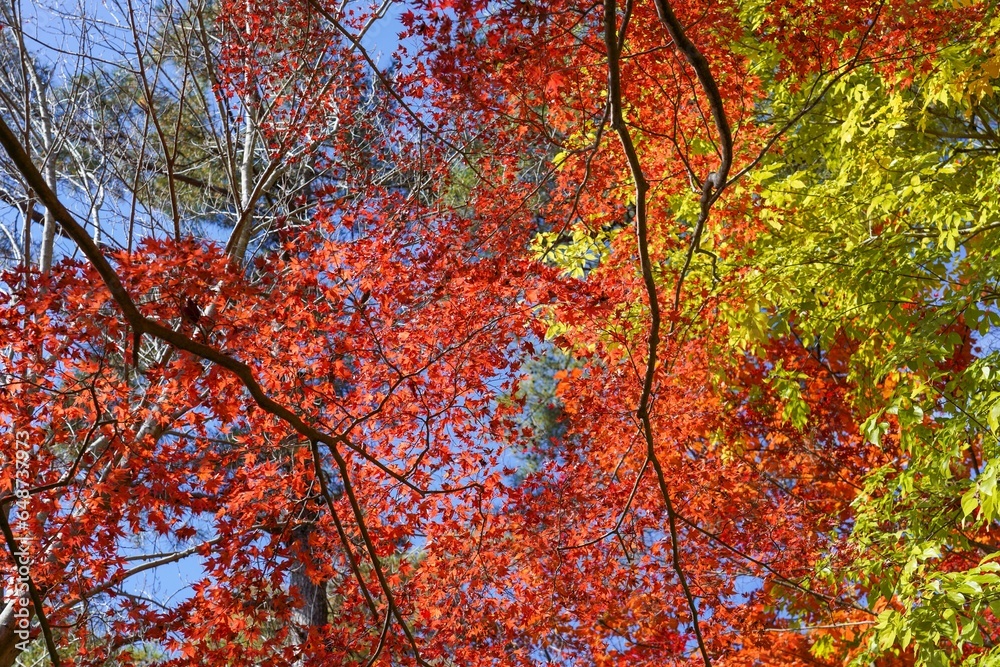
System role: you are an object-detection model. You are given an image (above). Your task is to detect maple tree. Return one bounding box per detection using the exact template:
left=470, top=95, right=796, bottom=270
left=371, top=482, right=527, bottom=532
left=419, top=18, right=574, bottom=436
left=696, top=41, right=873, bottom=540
left=1, top=0, right=999, bottom=664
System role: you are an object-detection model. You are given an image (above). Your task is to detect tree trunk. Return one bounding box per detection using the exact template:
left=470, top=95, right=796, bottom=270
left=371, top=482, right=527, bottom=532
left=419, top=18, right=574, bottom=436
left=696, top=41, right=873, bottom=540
left=0, top=601, right=27, bottom=667
left=290, top=559, right=328, bottom=633
left=289, top=523, right=328, bottom=665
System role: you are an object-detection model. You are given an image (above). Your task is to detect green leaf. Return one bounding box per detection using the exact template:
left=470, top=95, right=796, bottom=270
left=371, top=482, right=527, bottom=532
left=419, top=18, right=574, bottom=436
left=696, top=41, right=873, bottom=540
left=962, top=487, right=979, bottom=518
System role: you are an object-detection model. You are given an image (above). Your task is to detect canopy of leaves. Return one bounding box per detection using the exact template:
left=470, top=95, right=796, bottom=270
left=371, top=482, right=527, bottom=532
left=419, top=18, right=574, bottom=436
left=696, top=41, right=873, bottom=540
left=1, top=0, right=998, bottom=665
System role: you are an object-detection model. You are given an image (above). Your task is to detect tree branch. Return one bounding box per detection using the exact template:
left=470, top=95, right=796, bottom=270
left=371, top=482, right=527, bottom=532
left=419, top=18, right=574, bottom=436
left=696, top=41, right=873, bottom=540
left=0, top=507, right=60, bottom=666
left=603, top=1, right=711, bottom=664
left=650, top=0, right=732, bottom=312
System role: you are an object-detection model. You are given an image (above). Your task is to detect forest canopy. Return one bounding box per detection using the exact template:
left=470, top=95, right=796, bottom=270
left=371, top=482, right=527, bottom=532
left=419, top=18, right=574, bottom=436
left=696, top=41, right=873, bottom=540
left=1, top=0, right=999, bottom=665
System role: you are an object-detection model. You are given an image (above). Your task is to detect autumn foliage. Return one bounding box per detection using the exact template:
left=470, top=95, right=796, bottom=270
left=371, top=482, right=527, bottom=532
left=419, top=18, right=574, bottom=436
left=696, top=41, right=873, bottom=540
left=1, top=0, right=998, bottom=665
